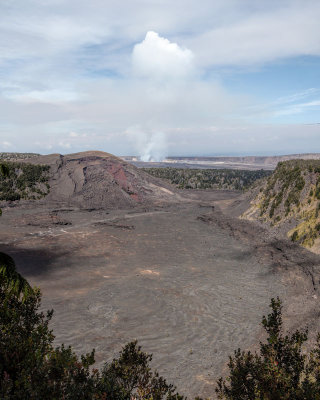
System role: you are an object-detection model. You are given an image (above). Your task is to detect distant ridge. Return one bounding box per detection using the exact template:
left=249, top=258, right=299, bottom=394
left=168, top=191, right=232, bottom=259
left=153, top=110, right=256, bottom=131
left=122, top=153, right=320, bottom=170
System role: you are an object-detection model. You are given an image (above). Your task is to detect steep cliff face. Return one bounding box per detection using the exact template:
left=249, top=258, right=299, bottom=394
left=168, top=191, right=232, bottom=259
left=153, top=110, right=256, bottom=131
left=242, top=160, right=320, bottom=253
left=26, top=151, right=180, bottom=209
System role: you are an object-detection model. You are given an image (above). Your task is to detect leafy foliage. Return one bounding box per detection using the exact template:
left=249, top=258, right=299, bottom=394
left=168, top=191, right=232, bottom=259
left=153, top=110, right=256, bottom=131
left=216, top=297, right=320, bottom=399
left=0, top=275, right=184, bottom=399
left=3, top=261, right=320, bottom=399
left=100, top=341, right=184, bottom=400
left=143, top=168, right=272, bottom=190
left=0, top=252, right=33, bottom=300
left=0, top=165, right=32, bottom=299
left=0, top=162, right=50, bottom=201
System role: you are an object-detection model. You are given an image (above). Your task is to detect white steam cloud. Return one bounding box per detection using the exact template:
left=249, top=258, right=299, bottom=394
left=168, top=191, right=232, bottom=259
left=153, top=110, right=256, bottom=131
left=128, top=32, right=193, bottom=161
left=126, top=126, right=167, bottom=162
left=132, top=31, right=194, bottom=80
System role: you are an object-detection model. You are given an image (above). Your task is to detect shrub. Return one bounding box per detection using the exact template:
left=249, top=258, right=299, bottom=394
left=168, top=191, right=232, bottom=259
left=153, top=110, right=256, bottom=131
left=0, top=263, right=184, bottom=400
left=295, top=176, right=305, bottom=190
left=269, top=204, right=275, bottom=218
left=216, top=298, right=320, bottom=399
left=291, top=230, right=299, bottom=242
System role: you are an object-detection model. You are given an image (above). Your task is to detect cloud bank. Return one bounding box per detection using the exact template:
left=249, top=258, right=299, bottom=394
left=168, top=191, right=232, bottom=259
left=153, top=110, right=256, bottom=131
left=0, top=0, right=319, bottom=155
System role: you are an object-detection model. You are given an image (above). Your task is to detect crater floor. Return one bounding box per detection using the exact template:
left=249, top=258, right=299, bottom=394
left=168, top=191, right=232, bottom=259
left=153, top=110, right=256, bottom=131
left=1, top=190, right=319, bottom=398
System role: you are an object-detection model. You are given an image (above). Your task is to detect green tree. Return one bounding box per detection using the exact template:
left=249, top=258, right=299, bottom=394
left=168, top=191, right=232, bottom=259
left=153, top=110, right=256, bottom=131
left=0, top=271, right=184, bottom=399
left=0, top=252, right=32, bottom=300
left=0, top=163, right=32, bottom=299
left=216, top=297, right=320, bottom=399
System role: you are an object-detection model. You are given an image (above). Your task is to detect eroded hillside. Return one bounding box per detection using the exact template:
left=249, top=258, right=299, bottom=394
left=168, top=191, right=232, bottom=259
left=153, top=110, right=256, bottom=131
left=19, top=151, right=182, bottom=209
left=242, top=160, right=320, bottom=253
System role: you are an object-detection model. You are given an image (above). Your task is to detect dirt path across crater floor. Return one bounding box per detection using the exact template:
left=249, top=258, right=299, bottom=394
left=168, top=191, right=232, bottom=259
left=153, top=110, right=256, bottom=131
left=1, top=190, right=320, bottom=398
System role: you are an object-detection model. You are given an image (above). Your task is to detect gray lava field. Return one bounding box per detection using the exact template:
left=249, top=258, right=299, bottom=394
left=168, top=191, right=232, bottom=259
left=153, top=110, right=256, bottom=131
left=1, top=188, right=320, bottom=398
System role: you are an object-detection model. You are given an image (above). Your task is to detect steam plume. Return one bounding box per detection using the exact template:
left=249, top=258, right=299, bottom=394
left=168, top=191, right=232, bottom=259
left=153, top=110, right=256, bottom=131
left=126, top=127, right=167, bottom=162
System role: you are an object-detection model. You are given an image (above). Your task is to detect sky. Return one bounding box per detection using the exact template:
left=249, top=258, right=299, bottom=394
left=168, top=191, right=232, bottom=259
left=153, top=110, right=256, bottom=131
left=0, top=0, right=320, bottom=159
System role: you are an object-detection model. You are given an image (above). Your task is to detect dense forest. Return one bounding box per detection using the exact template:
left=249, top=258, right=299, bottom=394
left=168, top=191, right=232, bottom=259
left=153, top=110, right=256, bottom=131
left=0, top=162, right=50, bottom=201
left=142, top=167, right=272, bottom=190
left=0, top=152, right=40, bottom=161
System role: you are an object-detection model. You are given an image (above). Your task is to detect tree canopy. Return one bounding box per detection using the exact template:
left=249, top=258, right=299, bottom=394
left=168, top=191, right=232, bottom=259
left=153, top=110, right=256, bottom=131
left=216, top=298, right=320, bottom=399
left=0, top=266, right=184, bottom=399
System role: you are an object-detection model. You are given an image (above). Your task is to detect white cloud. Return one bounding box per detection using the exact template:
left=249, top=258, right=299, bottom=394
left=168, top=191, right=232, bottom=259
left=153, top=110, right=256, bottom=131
left=69, top=131, right=87, bottom=138
left=0, top=1, right=319, bottom=156
left=1, top=0, right=320, bottom=72
left=5, top=89, right=79, bottom=104
left=132, top=31, right=194, bottom=80
left=273, top=89, right=320, bottom=105
left=274, top=100, right=320, bottom=117
left=2, top=141, right=12, bottom=148
left=187, top=3, right=320, bottom=66
left=243, top=88, right=320, bottom=120
left=34, top=141, right=53, bottom=150
left=58, top=141, right=71, bottom=148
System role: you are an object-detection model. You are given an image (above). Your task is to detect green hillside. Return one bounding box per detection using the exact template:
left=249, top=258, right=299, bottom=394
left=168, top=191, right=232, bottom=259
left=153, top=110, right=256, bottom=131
left=242, top=159, right=320, bottom=251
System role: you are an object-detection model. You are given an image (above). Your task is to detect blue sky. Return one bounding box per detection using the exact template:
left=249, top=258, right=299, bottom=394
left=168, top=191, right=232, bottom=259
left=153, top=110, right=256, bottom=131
left=0, top=0, right=319, bottom=159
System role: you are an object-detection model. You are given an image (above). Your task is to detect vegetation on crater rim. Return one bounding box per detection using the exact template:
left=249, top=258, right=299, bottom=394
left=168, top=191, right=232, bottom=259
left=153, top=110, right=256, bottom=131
left=143, top=167, right=272, bottom=191
left=0, top=152, right=40, bottom=161
left=244, top=159, right=320, bottom=250
left=0, top=162, right=50, bottom=201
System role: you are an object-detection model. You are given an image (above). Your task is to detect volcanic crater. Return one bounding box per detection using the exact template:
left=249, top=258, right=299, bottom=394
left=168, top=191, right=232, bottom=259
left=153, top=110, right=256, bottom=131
left=1, top=151, right=320, bottom=398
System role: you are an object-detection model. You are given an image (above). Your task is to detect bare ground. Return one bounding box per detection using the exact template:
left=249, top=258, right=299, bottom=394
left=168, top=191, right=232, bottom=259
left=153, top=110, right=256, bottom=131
left=1, top=190, right=320, bottom=398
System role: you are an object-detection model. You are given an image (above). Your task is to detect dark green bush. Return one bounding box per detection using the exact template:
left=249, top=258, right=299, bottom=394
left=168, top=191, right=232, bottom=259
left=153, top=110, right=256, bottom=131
left=291, top=230, right=299, bottom=242
left=0, top=262, right=183, bottom=400
left=216, top=298, right=320, bottom=399
left=296, top=176, right=305, bottom=190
